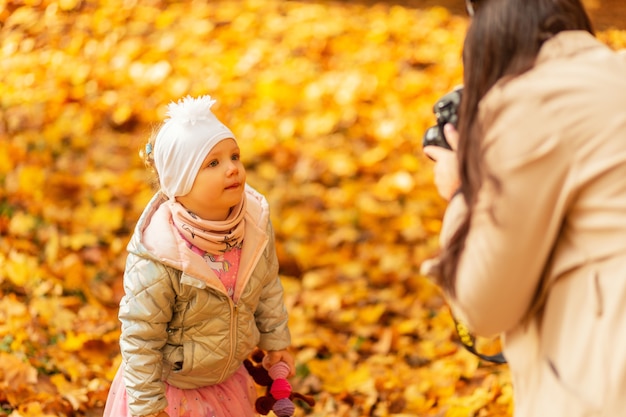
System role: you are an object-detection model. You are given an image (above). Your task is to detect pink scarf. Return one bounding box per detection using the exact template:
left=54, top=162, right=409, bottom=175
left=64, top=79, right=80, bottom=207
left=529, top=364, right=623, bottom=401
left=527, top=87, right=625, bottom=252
left=169, top=198, right=246, bottom=256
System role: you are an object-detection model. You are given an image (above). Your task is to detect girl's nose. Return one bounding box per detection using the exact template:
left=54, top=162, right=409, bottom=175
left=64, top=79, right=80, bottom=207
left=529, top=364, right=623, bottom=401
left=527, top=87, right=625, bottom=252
left=226, top=161, right=239, bottom=176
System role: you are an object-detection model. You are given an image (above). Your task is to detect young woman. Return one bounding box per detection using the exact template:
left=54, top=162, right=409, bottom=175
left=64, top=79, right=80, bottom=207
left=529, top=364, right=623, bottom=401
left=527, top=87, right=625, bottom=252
left=423, top=0, right=626, bottom=415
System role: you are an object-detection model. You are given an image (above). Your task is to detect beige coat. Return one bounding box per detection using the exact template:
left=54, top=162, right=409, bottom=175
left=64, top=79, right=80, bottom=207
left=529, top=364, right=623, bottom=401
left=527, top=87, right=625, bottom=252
left=118, top=185, right=291, bottom=416
left=432, top=31, right=626, bottom=416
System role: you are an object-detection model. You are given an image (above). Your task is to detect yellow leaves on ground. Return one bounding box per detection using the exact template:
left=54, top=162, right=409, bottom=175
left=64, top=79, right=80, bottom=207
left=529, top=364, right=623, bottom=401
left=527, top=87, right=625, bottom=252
left=2, top=0, right=626, bottom=416
left=0, top=352, right=37, bottom=388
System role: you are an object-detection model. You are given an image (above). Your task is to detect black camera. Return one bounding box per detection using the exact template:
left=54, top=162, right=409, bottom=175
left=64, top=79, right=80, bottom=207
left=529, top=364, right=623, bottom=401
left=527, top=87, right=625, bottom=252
left=422, top=86, right=463, bottom=150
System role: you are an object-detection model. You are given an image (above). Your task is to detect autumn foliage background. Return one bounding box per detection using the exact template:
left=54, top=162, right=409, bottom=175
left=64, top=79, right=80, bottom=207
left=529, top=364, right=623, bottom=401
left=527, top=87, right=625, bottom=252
left=1, top=0, right=625, bottom=416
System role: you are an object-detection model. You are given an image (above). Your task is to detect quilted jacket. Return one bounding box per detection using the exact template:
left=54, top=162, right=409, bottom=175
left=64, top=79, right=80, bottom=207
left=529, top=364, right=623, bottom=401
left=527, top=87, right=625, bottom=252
left=118, top=185, right=291, bottom=416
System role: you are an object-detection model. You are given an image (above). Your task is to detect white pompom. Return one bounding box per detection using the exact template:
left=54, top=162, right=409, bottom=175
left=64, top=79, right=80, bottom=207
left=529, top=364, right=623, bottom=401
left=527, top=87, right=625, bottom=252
left=166, top=95, right=217, bottom=125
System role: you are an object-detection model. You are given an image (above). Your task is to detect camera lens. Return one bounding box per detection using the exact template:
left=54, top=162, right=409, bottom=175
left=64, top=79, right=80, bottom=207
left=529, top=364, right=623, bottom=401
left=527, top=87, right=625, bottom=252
left=422, top=126, right=451, bottom=150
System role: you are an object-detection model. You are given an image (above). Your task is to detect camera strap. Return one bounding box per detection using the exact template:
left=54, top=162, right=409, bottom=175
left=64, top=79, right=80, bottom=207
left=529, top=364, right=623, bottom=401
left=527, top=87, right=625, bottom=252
left=452, top=315, right=507, bottom=364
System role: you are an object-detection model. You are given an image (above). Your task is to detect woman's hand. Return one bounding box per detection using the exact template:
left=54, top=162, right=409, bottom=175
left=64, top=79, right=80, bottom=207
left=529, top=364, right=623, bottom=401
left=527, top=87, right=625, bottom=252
left=423, top=123, right=461, bottom=201
left=262, top=349, right=296, bottom=377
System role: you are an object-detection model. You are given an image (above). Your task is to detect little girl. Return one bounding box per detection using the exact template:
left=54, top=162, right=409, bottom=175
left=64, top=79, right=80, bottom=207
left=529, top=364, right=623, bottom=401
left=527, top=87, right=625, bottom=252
left=104, top=95, right=294, bottom=417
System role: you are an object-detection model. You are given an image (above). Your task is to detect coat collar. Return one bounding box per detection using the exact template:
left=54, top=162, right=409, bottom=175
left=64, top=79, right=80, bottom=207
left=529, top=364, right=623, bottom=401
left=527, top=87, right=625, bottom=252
left=535, top=31, right=603, bottom=66
left=128, top=185, right=270, bottom=298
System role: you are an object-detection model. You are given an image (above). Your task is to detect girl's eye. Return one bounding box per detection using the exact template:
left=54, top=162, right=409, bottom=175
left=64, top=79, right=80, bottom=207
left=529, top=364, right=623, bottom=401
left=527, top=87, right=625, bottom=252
left=231, top=153, right=240, bottom=161
left=207, top=160, right=219, bottom=168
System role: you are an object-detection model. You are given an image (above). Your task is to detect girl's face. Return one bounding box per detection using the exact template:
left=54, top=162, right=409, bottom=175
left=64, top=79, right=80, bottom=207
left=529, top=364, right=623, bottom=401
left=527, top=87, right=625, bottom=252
left=176, top=138, right=246, bottom=221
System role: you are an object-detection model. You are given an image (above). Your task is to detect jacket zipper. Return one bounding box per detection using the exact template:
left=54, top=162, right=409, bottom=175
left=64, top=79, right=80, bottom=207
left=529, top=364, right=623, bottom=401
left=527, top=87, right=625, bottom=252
left=218, top=298, right=238, bottom=382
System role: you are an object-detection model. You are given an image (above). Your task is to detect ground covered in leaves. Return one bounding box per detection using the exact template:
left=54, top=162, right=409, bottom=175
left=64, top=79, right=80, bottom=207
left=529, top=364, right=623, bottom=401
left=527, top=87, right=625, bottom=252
left=2, top=1, right=626, bottom=416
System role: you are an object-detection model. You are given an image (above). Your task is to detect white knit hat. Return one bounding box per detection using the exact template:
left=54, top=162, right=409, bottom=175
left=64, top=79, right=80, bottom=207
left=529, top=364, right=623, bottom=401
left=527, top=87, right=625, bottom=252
left=153, top=95, right=235, bottom=199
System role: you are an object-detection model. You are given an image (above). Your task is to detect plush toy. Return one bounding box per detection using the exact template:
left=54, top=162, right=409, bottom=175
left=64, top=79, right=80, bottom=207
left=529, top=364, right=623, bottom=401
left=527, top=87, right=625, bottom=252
left=244, top=349, right=316, bottom=416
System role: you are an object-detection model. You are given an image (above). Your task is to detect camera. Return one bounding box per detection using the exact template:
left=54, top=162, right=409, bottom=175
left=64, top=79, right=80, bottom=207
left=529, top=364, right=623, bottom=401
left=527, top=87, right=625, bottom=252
left=422, top=86, right=463, bottom=150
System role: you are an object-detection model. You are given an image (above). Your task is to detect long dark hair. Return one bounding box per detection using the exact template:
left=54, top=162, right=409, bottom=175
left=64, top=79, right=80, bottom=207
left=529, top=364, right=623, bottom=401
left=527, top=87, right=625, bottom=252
left=437, top=0, right=594, bottom=295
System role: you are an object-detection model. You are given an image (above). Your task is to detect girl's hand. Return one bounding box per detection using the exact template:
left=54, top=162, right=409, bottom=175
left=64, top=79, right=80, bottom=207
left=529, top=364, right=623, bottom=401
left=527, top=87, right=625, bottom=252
left=423, top=123, right=461, bottom=201
left=262, top=349, right=296, bottom=377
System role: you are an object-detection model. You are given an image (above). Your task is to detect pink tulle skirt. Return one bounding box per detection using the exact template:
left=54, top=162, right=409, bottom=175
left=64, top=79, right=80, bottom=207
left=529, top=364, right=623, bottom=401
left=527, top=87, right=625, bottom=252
left=103, top=365, right=258, bottom=417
